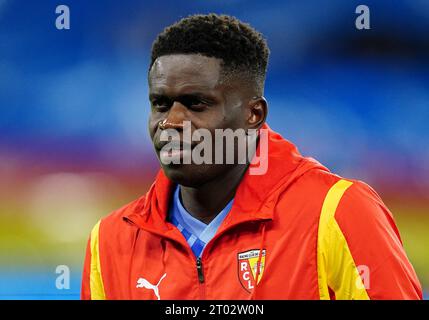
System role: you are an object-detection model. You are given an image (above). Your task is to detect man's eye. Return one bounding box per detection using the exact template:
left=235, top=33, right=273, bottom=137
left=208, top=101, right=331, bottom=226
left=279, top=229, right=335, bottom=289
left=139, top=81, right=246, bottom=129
left=190, top=102, right=206, bottom=109
left=151, top=100, right=169, bottom=111
left=186, top=99, right=209, bottom=111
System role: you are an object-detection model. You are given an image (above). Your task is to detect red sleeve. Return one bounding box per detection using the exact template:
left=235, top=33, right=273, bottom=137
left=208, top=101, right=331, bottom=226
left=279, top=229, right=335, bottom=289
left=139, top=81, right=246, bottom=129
left=335, top=180, right=423, bottom=300
left=81, top=236, right=92, bottom=300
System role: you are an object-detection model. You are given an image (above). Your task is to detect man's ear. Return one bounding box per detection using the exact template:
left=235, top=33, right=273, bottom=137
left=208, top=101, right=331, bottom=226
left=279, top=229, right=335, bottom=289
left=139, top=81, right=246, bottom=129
left=247, top=96, right=268, bottom=130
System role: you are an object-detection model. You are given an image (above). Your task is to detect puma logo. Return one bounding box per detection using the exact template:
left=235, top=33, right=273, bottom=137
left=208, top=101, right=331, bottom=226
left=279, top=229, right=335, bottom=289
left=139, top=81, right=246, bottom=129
left=136, top=273, right=167, bottom=300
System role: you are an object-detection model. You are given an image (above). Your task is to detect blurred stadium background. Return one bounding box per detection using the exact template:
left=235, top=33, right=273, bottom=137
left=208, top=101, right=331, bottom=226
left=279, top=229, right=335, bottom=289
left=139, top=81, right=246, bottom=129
left=0, top=0, right=428, bottom=299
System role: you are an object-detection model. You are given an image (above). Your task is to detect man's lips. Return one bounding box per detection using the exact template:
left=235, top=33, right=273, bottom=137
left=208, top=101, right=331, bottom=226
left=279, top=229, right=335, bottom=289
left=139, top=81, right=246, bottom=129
left=159, top=148, right=188, bottom=160
left=155, top=140, right=195, bottom=151
left=157, top=140, right=196, bottom=163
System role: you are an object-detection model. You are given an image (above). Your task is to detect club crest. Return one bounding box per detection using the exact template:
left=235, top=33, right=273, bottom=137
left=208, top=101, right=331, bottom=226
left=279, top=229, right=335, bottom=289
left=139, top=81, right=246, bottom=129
left=237, top=249, right=266, bottom=292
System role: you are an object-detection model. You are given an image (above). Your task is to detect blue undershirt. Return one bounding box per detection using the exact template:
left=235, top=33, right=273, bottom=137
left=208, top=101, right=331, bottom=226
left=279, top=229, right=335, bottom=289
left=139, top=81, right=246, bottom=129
left=169, top=185, right=233, bottom=258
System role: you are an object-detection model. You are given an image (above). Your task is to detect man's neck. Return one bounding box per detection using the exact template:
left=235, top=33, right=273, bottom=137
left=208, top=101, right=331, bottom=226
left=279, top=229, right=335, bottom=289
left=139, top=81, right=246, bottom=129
left=179, top=164, right=248, bottom=224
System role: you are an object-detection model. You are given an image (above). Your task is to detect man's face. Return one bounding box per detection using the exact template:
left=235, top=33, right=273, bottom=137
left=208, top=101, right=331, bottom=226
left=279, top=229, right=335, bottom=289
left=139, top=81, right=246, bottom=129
left=148, top=54, right=249, bottom=187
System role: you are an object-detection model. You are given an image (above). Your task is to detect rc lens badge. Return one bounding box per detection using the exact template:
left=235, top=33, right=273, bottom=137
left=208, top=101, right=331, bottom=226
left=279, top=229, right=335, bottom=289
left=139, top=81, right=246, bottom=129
left=238, top=249, right=266, bottom=292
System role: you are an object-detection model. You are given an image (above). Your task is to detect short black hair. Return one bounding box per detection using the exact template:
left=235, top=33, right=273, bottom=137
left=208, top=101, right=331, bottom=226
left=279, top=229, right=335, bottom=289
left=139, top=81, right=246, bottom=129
left=150, top=13, right=270, bottom=95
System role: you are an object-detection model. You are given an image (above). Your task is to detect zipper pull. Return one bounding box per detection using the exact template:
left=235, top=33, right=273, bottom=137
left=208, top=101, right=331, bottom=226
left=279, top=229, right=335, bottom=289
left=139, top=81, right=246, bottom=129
left=196, top=258, right=204, bottom=283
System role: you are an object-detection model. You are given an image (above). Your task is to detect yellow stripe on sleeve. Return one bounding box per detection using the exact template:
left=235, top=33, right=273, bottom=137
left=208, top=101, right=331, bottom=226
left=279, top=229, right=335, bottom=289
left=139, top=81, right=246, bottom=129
left=317, top=179, right=370, bottom=300
left=90, top=220, right=106, bottom=300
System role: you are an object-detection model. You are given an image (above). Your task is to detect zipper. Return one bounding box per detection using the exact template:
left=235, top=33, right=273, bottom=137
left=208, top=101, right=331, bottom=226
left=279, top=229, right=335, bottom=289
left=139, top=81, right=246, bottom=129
left=196, top=257, right=205, bottom=299
left=196, top=258, right=204, bottom=283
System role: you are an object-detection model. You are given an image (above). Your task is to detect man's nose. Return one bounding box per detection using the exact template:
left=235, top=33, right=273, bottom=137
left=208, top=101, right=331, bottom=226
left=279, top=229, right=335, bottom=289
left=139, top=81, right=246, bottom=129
left=162, top=101, right=187, bottom=130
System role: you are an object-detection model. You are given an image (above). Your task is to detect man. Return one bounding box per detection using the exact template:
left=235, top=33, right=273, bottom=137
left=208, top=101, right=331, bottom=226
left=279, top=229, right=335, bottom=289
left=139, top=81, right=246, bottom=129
left=81, top=14, right=422, bottom=300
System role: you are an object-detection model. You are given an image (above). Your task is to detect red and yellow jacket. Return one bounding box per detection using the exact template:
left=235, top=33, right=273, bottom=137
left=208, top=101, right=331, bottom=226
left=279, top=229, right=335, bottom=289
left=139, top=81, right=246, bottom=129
left=81, top=124, right=422, bottom=300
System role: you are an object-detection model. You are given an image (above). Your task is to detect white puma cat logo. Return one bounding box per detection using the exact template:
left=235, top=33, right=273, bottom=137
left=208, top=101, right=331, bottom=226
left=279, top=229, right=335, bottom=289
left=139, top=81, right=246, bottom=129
left=136, top=273, right=167, bottom=300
